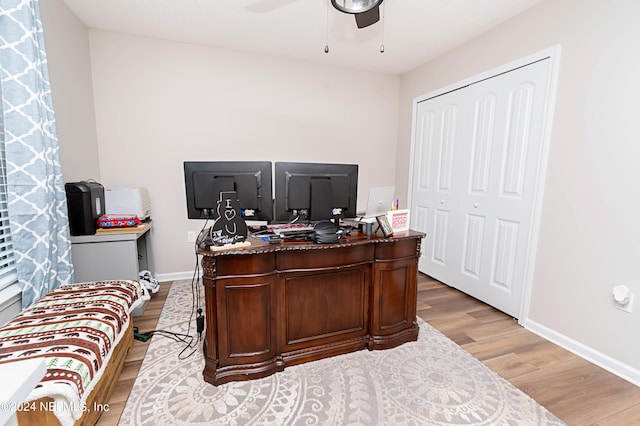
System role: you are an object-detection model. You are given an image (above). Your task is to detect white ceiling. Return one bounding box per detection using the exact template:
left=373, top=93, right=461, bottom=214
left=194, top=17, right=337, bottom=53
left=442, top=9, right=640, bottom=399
left=61, top=0, right=544, bottom=75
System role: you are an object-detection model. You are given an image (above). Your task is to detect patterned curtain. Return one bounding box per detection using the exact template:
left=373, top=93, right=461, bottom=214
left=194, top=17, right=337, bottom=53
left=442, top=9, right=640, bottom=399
left=0, top=0, right=74, bottom=308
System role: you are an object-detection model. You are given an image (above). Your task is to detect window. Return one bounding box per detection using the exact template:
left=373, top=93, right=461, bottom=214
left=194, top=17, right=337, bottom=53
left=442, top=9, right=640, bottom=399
left=0, top=82, right=17, bottom=292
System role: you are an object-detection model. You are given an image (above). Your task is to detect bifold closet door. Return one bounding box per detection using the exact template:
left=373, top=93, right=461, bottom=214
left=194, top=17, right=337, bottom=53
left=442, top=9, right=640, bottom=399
left=411, top=58, right=552, bottom=318
left=410, top=86, right=469, bottom=285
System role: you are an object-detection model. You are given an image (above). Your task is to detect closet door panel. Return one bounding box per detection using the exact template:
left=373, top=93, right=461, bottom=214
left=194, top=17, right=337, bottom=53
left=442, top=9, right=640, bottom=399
left=454, top=59, right=551, bottom=317
left=469, top=94, right=496, bottom=195
left=461, top=213, right=485, bottom=279
left=412, top=89, right=468, bottom=283
left=437, top=105, right=458, bottom=192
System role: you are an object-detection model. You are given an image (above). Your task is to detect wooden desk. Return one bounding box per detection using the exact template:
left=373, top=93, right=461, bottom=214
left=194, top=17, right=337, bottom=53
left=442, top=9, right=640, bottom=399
left=198, top=229, right=424, bottom=385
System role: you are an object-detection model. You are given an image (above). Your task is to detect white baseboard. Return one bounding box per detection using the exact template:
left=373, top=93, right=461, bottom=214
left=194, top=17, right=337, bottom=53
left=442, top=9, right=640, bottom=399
left=522, top=318, right=640, bottom=387
left=156, top=270, right=201, bottom=283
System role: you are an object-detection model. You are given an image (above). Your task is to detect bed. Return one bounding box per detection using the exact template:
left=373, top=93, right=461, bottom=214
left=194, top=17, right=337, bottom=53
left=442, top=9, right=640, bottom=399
left=0, top=279, right=144, bottom=426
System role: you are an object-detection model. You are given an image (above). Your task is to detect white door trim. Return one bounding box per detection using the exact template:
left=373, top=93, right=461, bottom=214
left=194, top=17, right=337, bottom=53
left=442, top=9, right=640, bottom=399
left=407, top=45, right=561, bottom=324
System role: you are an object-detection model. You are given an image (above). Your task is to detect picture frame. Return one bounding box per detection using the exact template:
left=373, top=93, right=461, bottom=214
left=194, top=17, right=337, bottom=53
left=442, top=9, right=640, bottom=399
left=387, top=209, right=410, bottom=233
left=376, top=214, right=394, bottom=237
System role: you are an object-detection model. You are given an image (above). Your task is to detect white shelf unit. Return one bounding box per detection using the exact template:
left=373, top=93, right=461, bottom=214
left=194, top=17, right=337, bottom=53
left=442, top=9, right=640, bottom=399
left=70, top=222, right=155, bottom=283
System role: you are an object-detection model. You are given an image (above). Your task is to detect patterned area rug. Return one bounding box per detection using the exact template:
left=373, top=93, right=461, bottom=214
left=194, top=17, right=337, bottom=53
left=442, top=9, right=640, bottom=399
left=120, top=280, right=564, bottom=425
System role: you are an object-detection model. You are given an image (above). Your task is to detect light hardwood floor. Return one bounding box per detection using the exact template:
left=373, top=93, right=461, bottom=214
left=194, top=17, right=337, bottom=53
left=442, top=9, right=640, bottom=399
left=99, top=275, right=640, bottom=425
left=417, top=275, right=640, bottom=425
left=96, top=282, right=171, bottom=425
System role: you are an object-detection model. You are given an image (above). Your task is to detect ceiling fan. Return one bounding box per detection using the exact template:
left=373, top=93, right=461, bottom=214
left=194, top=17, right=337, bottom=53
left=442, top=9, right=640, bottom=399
left=248, top=0, right=384, bottom=29
left=331, top=0, right=383, bottom=28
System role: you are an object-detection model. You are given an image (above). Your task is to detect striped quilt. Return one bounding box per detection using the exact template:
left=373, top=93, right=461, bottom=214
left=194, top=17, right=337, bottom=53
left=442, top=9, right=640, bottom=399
left=0, top=280, right=143, bottom=425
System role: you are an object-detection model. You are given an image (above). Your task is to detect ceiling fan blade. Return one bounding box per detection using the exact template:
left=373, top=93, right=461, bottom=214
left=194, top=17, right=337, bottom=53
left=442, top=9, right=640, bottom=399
left=354, top=6, right=380, bottom=28
left=246, top=0, right=300, bottom=13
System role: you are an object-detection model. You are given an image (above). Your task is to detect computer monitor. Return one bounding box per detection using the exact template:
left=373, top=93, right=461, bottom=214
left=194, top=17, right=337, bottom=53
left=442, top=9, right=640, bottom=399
left=274, top=162, right=358, bottom=222
left=183, top=161, right=273, bottom=221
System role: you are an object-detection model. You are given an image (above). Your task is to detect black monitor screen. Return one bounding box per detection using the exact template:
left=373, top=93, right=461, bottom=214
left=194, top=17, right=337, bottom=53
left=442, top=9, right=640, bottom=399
left=184, top=161, right=273, bottom=221
left=274, top=162, right=358, bottom=222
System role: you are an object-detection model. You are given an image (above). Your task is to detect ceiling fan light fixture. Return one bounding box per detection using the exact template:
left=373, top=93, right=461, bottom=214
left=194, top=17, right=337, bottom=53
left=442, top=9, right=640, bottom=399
left=331, top=0, right=383, bottom=15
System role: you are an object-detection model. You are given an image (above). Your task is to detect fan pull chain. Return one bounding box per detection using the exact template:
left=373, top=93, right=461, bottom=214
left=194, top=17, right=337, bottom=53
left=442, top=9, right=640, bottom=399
left=325, top=0, right=330, bottom=53
left=380, top=2, right=385, bottom=53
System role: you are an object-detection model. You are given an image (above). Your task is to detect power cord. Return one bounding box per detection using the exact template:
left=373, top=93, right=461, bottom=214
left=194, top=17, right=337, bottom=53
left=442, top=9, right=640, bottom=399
left=190, top=218, right=209, bottom=336
left=133, top=326, right=198, bottom=359
left=133, top=219, right=209, bottom=360
left=196, top=308, right=205, bottom=337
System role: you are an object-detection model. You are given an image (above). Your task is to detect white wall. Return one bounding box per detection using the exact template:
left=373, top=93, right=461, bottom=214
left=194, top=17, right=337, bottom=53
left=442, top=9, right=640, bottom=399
left=397, top=0, right=640, bottom=380
left=87, top=31, right=400, bottom=277
left=39, top=0, right=100, bottom=183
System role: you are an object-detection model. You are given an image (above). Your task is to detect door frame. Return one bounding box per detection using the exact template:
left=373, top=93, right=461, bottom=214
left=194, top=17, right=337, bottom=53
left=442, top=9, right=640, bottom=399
left=407, top=45, right=561, bottom=323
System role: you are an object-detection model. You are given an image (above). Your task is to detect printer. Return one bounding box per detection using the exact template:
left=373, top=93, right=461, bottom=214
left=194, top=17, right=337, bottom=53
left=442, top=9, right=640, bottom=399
left=105, top=187, right=151, bottom=219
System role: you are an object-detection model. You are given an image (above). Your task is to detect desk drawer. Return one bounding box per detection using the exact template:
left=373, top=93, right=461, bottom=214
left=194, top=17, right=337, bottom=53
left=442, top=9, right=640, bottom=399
left=375, top=238, right=419, bottom=261
left=277, top=244, right=374, bottom=271
left=215, top=252, right=276, bottom=277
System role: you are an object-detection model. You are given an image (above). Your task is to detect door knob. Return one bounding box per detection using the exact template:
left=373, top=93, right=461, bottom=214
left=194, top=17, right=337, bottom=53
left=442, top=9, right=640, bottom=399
left=440, top=200, right=444, bottom=204
left=474, top=203, right=479, bottom=208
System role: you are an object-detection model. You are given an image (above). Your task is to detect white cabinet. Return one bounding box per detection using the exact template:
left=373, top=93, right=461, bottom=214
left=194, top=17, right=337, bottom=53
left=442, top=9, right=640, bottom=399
left=70, top=222, right=155, bottom=283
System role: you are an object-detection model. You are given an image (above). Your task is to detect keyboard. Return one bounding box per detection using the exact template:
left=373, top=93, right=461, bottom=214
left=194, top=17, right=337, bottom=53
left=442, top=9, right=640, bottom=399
left=273, top=226, right=315, bottom=237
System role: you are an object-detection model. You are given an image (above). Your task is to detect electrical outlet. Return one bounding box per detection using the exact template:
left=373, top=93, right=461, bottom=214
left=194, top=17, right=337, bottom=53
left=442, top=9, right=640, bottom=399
left=187, top=231, right=196, bottom=243
left=615, top=292, right=634, bottom=314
